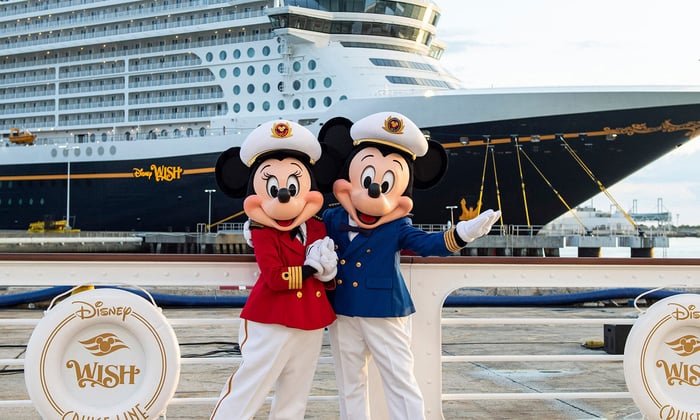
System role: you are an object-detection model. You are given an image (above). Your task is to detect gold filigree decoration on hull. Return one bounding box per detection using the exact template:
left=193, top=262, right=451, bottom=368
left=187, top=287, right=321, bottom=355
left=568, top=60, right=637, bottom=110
left=603, top=119, right=700, bottom=139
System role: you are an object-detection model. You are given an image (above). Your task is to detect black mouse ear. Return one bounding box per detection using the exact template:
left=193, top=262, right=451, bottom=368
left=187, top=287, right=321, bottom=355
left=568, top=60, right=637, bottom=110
left=318, top=117, right=354, bottom=162
left=313, top=143, right=344, bottom=194
left=413, top=140, right=448, bottom=189
left=215, top=147, right=250, bottom=198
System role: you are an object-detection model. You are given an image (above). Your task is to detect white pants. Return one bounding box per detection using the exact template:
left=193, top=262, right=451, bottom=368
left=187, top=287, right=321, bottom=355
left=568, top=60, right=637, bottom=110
left=328, top=315, right=425, bottom=420
left=210, top=320, right=324, bottom=420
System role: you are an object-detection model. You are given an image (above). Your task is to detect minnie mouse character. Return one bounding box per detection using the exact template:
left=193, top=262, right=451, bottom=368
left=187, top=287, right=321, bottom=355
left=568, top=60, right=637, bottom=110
left=321, top=111, right=500, bottom=419
left=210, top=120, right=337, bottom=420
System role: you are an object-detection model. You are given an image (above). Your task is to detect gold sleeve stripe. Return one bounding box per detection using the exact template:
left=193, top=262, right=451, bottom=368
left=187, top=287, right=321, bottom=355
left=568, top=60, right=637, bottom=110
left=283, top=266, right=302, bottom=289
left=444, top=228, right=462, bottom=253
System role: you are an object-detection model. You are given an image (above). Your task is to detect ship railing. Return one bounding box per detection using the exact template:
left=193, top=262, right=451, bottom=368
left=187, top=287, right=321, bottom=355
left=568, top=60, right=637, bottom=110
left=0, top=255, right=699, bottom=418
left=3, top=7, right=270, bottom=50
left=2, top=30, right=275, bottom=73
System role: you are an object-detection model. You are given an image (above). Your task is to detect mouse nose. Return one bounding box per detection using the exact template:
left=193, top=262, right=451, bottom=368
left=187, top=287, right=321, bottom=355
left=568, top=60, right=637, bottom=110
left=277, top=188, right=291, bottom=203
left=368, top=183, right=380, bottom=199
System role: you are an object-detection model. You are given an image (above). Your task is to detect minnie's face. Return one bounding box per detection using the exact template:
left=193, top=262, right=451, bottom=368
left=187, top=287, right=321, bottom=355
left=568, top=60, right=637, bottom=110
left=333, top=146, right=413, bottom=229
left=243, top=156, right=323, bottom=231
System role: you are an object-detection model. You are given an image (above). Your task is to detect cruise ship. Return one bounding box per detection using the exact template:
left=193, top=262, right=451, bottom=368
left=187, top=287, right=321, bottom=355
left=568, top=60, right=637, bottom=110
left=1, top=0, right=700, bottom=232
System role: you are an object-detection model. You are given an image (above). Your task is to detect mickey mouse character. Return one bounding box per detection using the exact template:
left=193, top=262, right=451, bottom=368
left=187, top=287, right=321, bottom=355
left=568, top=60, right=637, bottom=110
left=321, top=111, right=500, bottom=420
left=210, top=120, right=337, bottom=420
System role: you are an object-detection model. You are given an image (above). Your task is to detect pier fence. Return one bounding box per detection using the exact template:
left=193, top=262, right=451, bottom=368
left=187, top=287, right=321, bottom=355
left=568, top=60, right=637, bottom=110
left=1, top=254, right=699, bottom=419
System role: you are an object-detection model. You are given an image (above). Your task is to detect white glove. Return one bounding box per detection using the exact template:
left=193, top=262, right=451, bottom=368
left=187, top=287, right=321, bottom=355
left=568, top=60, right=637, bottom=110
left=304, top=239, right=324, bottom=275
left=315, top=237, right=338, bottom=282
left=243, top=219, right=254, bottom=248
left=456, top=209, right=501, bottom=243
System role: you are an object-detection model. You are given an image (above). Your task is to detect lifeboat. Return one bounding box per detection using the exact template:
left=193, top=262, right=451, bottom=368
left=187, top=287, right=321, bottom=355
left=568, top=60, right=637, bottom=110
left=9, top=127, right=36, bottom=145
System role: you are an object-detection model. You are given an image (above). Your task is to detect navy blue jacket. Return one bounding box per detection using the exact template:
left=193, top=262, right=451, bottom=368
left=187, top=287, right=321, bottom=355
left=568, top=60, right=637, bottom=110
left=323, top=206, right=462, bottom=317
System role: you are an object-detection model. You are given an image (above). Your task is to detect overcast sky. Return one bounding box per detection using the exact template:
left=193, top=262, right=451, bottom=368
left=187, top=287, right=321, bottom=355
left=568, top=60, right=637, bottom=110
left=434, top=0, right=700, bottom=225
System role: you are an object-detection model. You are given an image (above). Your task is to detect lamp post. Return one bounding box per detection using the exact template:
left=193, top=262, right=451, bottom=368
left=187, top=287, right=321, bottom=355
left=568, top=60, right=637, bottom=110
left=59, top=145, right=79, bottom=230
left=445, top=205, right=457, bottom=227
left=205, top=189, right=216, bottom=233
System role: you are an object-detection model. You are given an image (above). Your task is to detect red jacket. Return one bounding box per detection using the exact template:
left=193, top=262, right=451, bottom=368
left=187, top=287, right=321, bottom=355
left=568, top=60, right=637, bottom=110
left=241, top=218, right=336, bottom=330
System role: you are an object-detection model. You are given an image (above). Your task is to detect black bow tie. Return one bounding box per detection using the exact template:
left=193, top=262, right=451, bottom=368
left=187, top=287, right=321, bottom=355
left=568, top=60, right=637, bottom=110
left=338, top=222, right=373, bottom=237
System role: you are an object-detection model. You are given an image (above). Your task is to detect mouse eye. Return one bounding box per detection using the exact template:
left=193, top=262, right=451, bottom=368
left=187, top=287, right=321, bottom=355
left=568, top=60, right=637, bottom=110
left=266, top=176, right=279, bottom=198
left=287, top=174, right=299, bottom=196
left=380, top=171, right=395, bottom=193
left=360, top=166, right=375, bottom=189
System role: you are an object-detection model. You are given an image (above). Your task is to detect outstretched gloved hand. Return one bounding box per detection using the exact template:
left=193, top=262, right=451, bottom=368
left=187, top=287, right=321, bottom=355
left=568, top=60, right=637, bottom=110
left=455, top=209, right=501, bottom=243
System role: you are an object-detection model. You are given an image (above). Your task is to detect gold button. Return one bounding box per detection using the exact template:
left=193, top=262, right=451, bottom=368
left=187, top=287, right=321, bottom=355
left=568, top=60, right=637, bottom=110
left=316, top=291, right=321, bottom=298
left=365, top=248, right=371, bottom=253
left=340, top=259, right=346, bottom=265
left=337, top=279, right=343, bottom=285
left=296, top=291, right=302, bottom=298
left=355, top=262, right=361, bottom=268
left=352, top=281, right=358, bottom=287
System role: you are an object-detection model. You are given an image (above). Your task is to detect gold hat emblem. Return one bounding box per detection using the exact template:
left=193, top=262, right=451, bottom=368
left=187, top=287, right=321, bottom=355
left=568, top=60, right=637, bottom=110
left=383, top=116, right=404, bottom=135
left=271, top=122, right=293, bottom=138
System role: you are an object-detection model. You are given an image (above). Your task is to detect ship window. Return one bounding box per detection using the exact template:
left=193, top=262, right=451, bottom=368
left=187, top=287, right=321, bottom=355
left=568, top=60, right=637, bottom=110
left=199, top=127, right=207, bottom=137
left=219, top=51, right=227, bottom=60
left=340, top=95, right=348, bottom=101
left=262, top=64, right=271, bottom=75
left=247, top=66, right=255, bottom=76
left=233, top=85, right=241, bottom=95
left=308, top=97, right=316, bottom=108
left=161, top=129, right=168, bottom=137
left=233, top=67, right=241, bottom=77
left=186, top=128, right=193, bottom=137
left=277, top=100, right=285, bottom=110
left=293, top=61, right=301, bottom=72
left=308, top=79, right=316, bottom=89
left=292, top=99, right=301, bottom=109
left=277, top=63, right=285, bottom=74
left=174, top=129, right=181, bottom=137
left=247, top=48, right=255, bottom=58
left=262, top=83, right=270, bottom=93
left=247, top=102, right=255, bottom=112
left=219, top=69, right=227, bottom=78
left=324, top=96, right=332, bottom=107
left=323, top=77, right=332, bottom=88
left=247, top=84, right=255, bottom=94
left=263, top=101, right=270, bottom=111
left=101, top=133, right=107, bottom=142
left=205, top=52, right=213, bottom=62
left=233, top=49, right=241, bottom=59
left=262, top=46, right=271, bottom=56
left=293, top=80, right=301, bottom=91
left=233, top=103, right=241, bottom=113
left=308, top=60, right=317, bottom=71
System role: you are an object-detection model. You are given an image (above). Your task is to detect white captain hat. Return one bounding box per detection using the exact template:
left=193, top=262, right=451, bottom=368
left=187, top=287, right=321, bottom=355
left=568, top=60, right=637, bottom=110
left=350, top=111, right=428, bottom=160
left=240, top=120, right=322, bottom=167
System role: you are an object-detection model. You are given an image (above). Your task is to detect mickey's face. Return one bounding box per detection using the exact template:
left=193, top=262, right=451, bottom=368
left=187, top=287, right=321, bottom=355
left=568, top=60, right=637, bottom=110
left=333, top=146, right=413, bottom=229
left=244, top=156, right=323, bottom=231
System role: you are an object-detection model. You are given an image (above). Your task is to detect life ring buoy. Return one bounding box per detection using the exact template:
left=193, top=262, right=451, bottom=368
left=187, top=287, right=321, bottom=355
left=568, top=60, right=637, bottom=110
left=623, top=293, right=700, bottom=419
left=24, top=288, right=180, bottom=419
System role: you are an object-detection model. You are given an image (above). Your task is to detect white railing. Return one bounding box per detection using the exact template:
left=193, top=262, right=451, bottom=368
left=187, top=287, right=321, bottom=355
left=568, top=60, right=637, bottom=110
left=1, top=255, right=699, bottom=419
